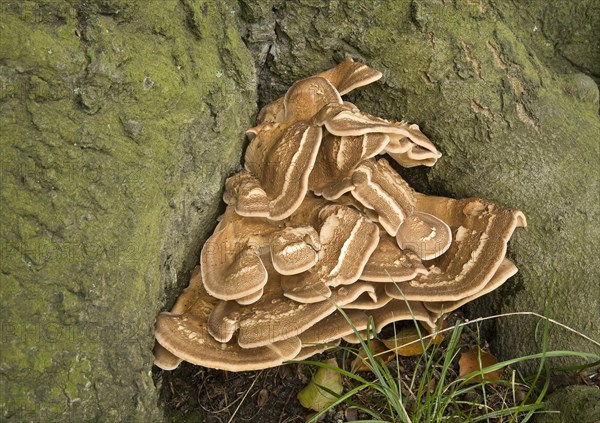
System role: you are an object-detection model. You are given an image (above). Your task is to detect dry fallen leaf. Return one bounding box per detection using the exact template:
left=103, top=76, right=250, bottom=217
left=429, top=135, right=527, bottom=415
left=351, top=339, right=395, bottom=372
left=297, top=358, right=343, bottom=411
left=257, top=388, right=269, bottom=407
left=344, top=407, right=359, bottom=421
left=381, top=326, right=443, bottom=356
left=459, top=348, right=504, bottom=383
left=277, top=365, right=292, bottom=380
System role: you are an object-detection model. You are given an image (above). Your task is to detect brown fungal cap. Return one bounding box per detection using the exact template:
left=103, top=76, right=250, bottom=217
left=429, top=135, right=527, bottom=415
left=153, top=342, right=183, bottom=371
left=361, top=233, right=427, bottom=282
left=200, top=210, right=274, bottom=302
left=316, top=57, right=383, bottom=96
left=342, top=283, right=392, bottom=310
left=321, top=106, right=442, bottom=167
left=283, top=77, right=343, bottom=122
left=300, top=299, right=436, bottom=345
left=153, top=265, right=205, bottom=371
left=424, top=258, right=518, bottom=315
left=386, top=196, right=526, bottom=302
left=244, top=121, right=323, bottom=220
left=223, top=171, right=270, bottom=218
left=270, top=226, right=321, bottom=275
left=207, top=255, right=381, bottom=349
left=154, top=272, right=288, bottom=372
left=236, top=288, right=265, bottom=306
left=266, top=337, right=303, bottom=359
left=385, top=123, right=443, bottom=168
left=396, top=211, right=452, bottom=260
left=368, top=299, right=437, bottom=334
left=280, top=204, right=380, bottom=303
left=350, top=158, right=417, bottom=236
left=294, top=340, right=341, bottom=360
left=309, top=132, right=391, bottom=200
left=342, top=300, right=437, bottom=344
left=299, top=309, right=371, bottom=345
left=156, top=314, right=288, bottom=371
left=201, top=197, right=330, bottom=303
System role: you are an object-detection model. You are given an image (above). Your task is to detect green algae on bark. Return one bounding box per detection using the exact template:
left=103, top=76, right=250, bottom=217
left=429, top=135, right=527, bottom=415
left=1, top=0, right=255, bottom=420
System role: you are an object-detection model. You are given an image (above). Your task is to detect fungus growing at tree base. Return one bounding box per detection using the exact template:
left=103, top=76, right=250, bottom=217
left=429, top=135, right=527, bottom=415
left=154, top=58, right=526, bottom=372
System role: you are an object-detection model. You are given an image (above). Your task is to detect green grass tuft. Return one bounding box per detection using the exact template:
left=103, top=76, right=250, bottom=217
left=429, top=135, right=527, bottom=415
left=293, top=305, right=599, bottom=423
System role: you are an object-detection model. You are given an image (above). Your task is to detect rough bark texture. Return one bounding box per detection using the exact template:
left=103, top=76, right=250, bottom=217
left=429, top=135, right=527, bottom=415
left=1, top=0, right=598, bottom=421
left=534, top=385, right=600, bottom=423
left=1, top=0, right=255, bottom=421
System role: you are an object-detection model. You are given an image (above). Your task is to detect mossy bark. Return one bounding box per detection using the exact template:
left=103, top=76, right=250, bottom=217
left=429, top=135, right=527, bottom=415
left=1, top=0, right=255, bottom=421
left=239, top=0, right=600, bottom=370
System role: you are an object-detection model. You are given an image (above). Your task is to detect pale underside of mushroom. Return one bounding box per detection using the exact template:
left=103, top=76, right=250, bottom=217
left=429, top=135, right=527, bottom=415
left=154, top=58, right=526, bottom=372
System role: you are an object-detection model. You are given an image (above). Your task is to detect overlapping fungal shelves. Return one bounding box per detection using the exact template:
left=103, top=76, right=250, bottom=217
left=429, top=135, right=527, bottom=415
left=154, top=59, right=526, bottom=372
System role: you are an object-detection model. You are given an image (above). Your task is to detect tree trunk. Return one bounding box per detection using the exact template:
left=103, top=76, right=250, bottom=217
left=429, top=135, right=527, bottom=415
left=1, top=1, right=255, bottom=420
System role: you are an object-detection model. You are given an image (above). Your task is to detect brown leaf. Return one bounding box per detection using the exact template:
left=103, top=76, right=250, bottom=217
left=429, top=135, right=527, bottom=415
left=351, top=339, right=394, bottom=372
left=381, top=326, right=443, bottom=357
left=459, top=348, right=504, bottom=383
left=345, top=407, right=359, bottom=421
left=427, top=378, right=437, bottom=393
left=257, top=388, right=269, bottom=407
left=278, top=366, right=292, bottom=380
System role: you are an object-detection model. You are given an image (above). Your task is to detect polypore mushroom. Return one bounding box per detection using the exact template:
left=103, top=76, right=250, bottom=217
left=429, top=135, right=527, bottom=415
left=299, top=309, right=373, bottom=345
left=318, top=103, right=442, bottom=167
left=154, top=266, right=206, bottom=370
left=154, top=267, right=350, bottom=371
left=240, top=74, right=350, bottom=221
left=298, top=299, right=437, bottom=345
left=385, top=195, right=526, bottom=302
left=238, top=59, right=441, bottom=220
left=360, top=233, right=427, bottom=282
left=316, top=57, right=383, bottom=96
left=154, top=58, right=526, bottom=373
left=201, top=195, right=327, bottom=304
left=241, top=122, right=324, bottom=220
left=396, top=211, right=452, bottom=260
left=349, top=158, right=418, bottom=236
left=154, top=268, right=287, bottom=371
left=424, top=258, right=518, bottom=315
left=247, top=57, right=382, bottom=138
left=343, top=284, right=392, bottom=310
left=270, top=226, right=321, bottom=275
left=200, top=207, right=275, bottom=303
left=153, top=343, right=183, bottom=371
left=279, top=204, right=380, bottom=303
left=309, top=132, right=391, bottom=200
left=341, top=300, right=438, bottom=344
left=222, top=171, right=270, bottom=218
left=366, top=299, right=438, bottom=334
left=206, top=254, right=381, bottom=349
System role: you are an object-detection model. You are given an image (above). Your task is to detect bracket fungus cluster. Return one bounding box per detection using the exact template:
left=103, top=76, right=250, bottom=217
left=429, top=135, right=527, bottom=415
left=154, top=59, right=526, bottom=372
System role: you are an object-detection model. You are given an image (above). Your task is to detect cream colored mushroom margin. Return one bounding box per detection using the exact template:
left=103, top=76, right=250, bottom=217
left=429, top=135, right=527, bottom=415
left=154, top=59, right=526, bottom=372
